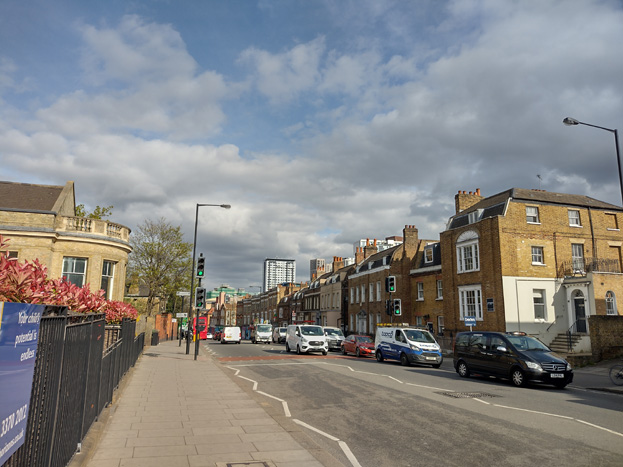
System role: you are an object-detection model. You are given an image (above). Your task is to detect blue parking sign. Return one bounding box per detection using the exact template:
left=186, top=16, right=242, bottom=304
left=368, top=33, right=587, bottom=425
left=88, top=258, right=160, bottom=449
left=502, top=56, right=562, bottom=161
left=464, top=316, right=477, bottom=327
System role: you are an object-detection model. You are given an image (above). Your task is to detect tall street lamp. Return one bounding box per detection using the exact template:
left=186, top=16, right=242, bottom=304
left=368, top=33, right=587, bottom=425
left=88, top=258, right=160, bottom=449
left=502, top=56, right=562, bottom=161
left=563, top=117, right=622, bottom=206
left=248, top=285, right=262, bottom=294
left=186, top=203, right=231, bottom=359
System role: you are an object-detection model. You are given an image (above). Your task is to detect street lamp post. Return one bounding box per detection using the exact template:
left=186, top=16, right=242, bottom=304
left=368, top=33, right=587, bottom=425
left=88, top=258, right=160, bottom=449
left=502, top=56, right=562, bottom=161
left=248, top=285, right=262, bottom=294
left=186, top=203, right=231, bottom=360
left=563, top=117, right=622, bottom=206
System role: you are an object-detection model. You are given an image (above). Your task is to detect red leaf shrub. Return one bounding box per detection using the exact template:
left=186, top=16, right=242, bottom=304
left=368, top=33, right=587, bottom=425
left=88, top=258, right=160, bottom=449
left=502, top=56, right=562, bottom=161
left=0, top=235, right=138, bottom=323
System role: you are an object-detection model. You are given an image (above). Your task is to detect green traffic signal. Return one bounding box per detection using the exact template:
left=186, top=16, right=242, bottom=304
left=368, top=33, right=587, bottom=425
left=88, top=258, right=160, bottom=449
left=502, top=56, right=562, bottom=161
left=196, top=256, right=205, bottom=277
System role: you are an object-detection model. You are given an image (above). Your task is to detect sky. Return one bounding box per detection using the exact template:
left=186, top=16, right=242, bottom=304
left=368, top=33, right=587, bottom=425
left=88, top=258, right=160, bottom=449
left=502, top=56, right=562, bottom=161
left=1, top=0, right=623, bottom=292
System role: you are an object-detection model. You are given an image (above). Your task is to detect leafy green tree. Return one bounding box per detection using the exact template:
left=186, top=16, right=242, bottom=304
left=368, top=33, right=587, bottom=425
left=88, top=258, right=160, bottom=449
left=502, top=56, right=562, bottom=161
left=128, top=218, right=192, bottom=316
left=75, top=204, right=114, bottom=219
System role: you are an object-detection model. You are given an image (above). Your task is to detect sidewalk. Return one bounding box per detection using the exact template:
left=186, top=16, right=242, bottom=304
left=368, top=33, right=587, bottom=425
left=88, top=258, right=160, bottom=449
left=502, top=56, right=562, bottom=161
left=71, top=340, right=344, bottom=467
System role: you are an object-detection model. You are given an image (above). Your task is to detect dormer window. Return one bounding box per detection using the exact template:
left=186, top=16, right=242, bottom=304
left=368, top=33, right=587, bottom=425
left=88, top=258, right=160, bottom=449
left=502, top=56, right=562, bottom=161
left=468, top=210, right=481, bottom=224
left=526, top=206, right=540, bottom=224
left=424, top=247, right=433, bottom=264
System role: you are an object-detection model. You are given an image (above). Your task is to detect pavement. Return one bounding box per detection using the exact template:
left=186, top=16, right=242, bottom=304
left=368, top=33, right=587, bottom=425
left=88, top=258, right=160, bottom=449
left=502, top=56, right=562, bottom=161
left=69, top=341, right=623, bottom=467
left=69, top=339, right=346, bottom=467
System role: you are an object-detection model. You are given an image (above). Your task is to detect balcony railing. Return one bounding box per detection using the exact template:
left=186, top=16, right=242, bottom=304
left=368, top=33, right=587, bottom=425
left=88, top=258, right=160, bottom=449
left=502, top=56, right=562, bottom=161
left=61, top=216, right=130, bottom=242
left=558, top=257, right=622, bottom=277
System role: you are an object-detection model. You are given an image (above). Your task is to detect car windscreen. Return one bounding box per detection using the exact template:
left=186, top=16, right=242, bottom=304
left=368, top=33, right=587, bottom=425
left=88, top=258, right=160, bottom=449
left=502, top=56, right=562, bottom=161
left=506, top=335, right=549, bottom=351
left=404, top=330, right=436, bottom=343
left=355, top=336, right=372, bottom=343
left=301, top=326, right=323, bottom=336
left=325, top=329, right=344, bottom=337
left=279, top=328, right=287, bottom=332
left=257, top=325, right=271, bottom=332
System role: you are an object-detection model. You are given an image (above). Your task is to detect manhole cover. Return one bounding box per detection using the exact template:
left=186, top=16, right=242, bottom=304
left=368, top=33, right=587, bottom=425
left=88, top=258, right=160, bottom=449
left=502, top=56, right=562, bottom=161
left=143, top=353, right=159, bottom=357
left=438, top=392, right=498, bottom=399
left=216, top=462, right=274, bottom=467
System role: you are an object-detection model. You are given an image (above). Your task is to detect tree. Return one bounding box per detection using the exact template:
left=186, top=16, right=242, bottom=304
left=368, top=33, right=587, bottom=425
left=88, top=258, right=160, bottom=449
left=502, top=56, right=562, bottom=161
left=128, top=218, right=193, bottom=316
left=75, top=204, right=114, bottom=219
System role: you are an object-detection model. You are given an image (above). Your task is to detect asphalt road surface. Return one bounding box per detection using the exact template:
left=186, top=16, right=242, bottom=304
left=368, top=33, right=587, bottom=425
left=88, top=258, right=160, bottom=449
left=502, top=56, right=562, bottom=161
left=203, top=339, right=623, bottom=467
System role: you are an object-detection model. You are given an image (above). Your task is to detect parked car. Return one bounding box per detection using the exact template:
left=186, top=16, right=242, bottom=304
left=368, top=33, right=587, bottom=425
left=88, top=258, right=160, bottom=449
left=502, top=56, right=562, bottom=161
left=251, top=324, right=273, bottom=344
left=341, top=334, right=375, bottom=357
left=323, top=326, right=345, bottom=351
left=221, top=326, right=242, bottom=344
left=206, top=332, right=213, bottom=340
left=453, top=331, right=573, bottom=388
left=375, top=326, right=443, bottom=368
left=273, top=327, right=287, bottom=343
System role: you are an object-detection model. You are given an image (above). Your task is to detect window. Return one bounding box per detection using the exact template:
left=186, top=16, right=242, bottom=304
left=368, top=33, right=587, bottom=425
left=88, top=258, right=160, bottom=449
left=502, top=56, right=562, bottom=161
left=424, top=247, right=433, bottom=263
left=437, top=316, right=444, bottom=335
left=101, top=260, right=115, bottom=299
left=456, top=231, right=479, bottom=273
left=350, top=287, right=354, bottom=304
left=568, top=210, right=581, bottom=227
left=355, top=286, right=359, bottom=303
left=369, top=283, right=374, bottom=302
left=415, top=316, right=423, bottom=326
left=417, top=282, right=424, bottom=300
left=606, top=291, right=617, bottom=315
left=533, top=289, right=546, bottom=320
left=531, top=246, right=544, bottom=265
left=436, top=280, right=443, bottom=299
left=459, top=285, right=483, bottom=320
left=62, top=257, right=87, bottom=287
left=572, top=244, right=585, bottom=272
left=360, top=284, right=366, bottom=303
left=2, top=251, right=18, bottom=259
left=606, top=213, right=619, bottom=230
left=526, top=206, right=540, bottom=223
left=376, top=281, right=381, bottom=302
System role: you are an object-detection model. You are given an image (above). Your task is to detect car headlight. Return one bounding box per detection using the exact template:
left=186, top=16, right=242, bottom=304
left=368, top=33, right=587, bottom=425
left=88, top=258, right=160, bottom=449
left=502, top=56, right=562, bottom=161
left=566, top=363, right=573, bottom=371
left=526, top=361, right=542, bottom=371
left=410, top=344, right=421, bottom=351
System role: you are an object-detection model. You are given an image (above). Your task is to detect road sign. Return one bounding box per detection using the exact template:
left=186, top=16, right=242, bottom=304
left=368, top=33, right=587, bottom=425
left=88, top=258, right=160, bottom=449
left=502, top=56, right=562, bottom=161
left=176, top=291, right=190, bottom=297
left=464, top=316, right=477, bottom=327
left=176, top=313, right=188, bottom=318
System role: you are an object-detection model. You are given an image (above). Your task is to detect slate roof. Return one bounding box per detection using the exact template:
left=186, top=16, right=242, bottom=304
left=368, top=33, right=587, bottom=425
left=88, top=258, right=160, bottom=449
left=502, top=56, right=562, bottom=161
left=0, top=181, right=64, bottom=211
left=448, top=188, right=622, bottom=230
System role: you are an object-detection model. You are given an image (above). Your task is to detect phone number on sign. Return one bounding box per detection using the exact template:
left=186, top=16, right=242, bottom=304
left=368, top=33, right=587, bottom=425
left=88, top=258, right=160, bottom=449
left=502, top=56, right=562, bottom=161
left=1, top=405, right=28, bottom=438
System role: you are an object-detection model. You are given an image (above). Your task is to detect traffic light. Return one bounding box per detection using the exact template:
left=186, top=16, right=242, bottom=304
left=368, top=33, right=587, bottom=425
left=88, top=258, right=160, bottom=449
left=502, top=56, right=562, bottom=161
left=385, top=276, right=396, bottom=293
left=196, top=255, right=205, bottom=278
left=393, top=299, right=402, bottom=316
left=195, top=287, right=206, bottom=308
left=385, top=300, right=391, bottom=316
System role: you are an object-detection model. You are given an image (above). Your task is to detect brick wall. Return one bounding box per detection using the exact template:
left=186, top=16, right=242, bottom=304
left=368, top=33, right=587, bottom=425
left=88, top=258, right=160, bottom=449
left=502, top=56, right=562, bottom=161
left=589, top=315, right=623, bottom=360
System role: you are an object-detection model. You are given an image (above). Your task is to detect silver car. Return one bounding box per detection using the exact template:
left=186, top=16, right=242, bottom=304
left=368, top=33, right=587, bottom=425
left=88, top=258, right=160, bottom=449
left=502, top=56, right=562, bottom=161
left=323, top=327, right=345, bottom=351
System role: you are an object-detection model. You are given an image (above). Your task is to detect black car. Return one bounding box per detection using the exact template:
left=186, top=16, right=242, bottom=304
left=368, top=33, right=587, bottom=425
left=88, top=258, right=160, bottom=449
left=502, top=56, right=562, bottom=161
left=453, top=331, right=573, bottom=388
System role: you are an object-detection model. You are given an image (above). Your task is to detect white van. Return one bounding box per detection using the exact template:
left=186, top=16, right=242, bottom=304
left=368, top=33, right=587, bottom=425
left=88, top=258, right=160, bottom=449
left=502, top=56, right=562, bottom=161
left=251, top=324, right=273, bottom=344
left=374, top=326, right=442, bottom=367
left=286, top=324, right=328, bottom=355
left=221, top=326, right=242, bottom=344
left=273, top=327, right=287, bottom=343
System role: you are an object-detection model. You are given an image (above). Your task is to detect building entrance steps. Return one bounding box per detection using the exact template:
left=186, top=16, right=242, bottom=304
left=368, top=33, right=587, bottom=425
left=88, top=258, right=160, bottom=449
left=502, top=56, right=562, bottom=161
left=69, top=340, right=345, bottom=467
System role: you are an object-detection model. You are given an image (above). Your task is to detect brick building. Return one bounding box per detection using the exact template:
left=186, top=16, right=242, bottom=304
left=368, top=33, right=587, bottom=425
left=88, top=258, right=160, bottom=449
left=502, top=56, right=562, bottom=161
left=441, top=188, right=623, bottom=352
left=0, top=180, right=131, bottom=301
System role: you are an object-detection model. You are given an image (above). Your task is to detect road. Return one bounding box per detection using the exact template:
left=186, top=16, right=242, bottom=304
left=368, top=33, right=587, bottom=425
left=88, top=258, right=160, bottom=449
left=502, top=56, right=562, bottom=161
left=202, top=339, right=623, bottom=467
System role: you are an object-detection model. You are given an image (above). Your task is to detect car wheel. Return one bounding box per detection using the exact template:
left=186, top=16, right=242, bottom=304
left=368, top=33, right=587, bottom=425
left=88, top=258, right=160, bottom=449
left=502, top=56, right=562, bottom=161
left=510, top=368, right=526, bottom=387
left=457, top=360, right=470, bottom=378
left=297, top=345, right=302, bottom=355
left=432, top=363, right=441, bottom=369
left=400, top=353, right=410, bottom=366
left=341, top=346, right=347, bottom=355
left=285, top=342, right=290, bottom=352
left=323, top=350, right=327, bottom=356
left=356, top=348, right=361, bottom=358
left=376, top=350, right=384, bottom=362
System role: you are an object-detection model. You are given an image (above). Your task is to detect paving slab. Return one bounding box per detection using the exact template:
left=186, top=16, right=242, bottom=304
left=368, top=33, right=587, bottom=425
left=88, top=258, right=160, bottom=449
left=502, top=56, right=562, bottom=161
left=68, top=339, right=346, bottom=467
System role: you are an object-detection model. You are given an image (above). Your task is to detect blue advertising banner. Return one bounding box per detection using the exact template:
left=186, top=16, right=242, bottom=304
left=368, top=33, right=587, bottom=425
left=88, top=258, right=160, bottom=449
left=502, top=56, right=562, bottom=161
left=0, top=302, right=44, bottom=465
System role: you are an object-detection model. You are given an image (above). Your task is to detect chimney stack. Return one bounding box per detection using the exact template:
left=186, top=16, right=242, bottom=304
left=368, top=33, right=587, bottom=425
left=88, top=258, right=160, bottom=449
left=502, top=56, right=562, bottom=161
left=455, top=188, right=484, bottom=214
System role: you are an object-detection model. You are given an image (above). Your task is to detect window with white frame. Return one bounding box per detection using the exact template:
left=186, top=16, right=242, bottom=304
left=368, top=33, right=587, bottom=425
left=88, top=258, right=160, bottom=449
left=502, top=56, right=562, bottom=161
left=533, top=289, right=546, bottom=320
left=101, top=260, right=115, bottom=299
left=361, top=284, right=366, bottom=303
left=606, top=291, right=617, bottom=315
left=572, top=243, right=585, bottom=272
left=459, top=285, right=483, bottom=320
left=437, top=316, right=444, bottom=335
left=568, top=209, right=581, bottom=227
left=417, top=282, right=424, bottom=300
left=456, top=231, right=480, bottom=273
left=62, top=257, right=87, bottom=287
left=424, top=247, right=433, bottom=263
left=369, top=283, right=374, bottom=302
left=355, top=286, right=359, bottom=303
left=436, top=280, right=443, bottom=299
left=376, top=281, right=381, bottom=301
left=531, top=246, right=544, bottom=265
left=526, top=206, right=540, bottom=223
left=350, top=287, right=354, bottom=304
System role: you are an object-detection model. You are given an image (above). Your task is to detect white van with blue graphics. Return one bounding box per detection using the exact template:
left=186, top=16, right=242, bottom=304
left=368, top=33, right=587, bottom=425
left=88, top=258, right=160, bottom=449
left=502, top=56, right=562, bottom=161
left=375, top=325, right=443, bottom=368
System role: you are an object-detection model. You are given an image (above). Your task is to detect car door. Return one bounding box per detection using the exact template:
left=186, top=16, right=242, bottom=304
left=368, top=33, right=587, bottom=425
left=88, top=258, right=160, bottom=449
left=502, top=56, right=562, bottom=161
left=488, top=335, right=514, bottom=377
left=466, top=334, right=490, bottom=373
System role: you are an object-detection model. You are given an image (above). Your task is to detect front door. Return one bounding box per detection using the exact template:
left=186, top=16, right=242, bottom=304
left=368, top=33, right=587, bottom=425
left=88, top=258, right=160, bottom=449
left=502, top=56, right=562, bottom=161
left=574, top=297, right=587, bottom=333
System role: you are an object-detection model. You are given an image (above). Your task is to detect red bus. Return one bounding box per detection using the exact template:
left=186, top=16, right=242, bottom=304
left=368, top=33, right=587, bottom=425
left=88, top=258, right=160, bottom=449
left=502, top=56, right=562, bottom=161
left=190, top=316, right=209, bottom=340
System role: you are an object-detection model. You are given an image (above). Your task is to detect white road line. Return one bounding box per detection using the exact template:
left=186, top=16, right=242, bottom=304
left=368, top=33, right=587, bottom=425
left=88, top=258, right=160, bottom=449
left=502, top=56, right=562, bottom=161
left=492, top=404, right=574, bottom=419
left=293, top=419, right=340, bottom=441
left=473, top=398, right=491, bottom=405
left=575, top=419, right=623, bottom=438
left=338, top=440, right=364, bottom=467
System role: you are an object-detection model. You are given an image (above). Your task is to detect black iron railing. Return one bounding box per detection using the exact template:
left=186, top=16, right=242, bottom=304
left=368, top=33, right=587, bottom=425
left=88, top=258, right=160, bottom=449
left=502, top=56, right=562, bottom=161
left=4, top=313, right=143, bottom=467
left=558, top=257, right=621, bottom=277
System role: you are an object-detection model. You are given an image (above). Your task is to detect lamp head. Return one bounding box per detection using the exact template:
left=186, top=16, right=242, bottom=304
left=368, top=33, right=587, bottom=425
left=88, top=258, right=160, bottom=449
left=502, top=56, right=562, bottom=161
left=563, top=117, right=579, bottom=126
left=220, top=204, right=232, bottom=209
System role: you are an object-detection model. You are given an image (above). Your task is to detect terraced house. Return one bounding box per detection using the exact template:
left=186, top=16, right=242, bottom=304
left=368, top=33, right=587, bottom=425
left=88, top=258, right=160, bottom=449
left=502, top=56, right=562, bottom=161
left=441, top=188, right=623, bottom=353
left=0, top=180, right=131, bottom=301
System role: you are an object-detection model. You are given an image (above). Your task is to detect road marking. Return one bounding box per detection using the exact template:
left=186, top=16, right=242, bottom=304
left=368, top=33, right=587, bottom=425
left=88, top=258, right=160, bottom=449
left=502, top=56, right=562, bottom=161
left=576, top=419, right=623, bottom=438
